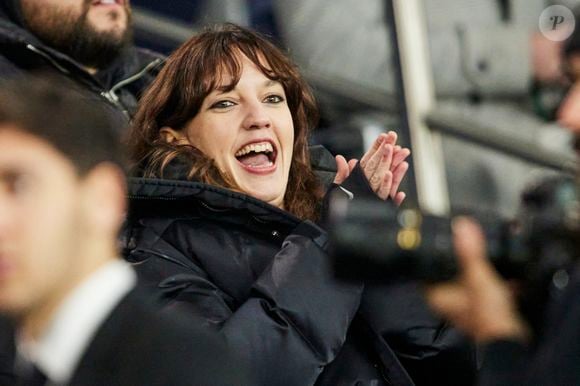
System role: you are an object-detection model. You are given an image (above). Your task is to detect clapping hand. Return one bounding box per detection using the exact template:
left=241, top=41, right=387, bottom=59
left=334, top=131, right=410, bottom=205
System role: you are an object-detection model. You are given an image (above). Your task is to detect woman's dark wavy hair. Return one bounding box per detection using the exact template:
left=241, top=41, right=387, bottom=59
left=128, top=24, right=323, bottom=220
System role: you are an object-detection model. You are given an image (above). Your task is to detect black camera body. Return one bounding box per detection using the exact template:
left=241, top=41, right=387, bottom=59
left=329, top=176, right=580, bottom=329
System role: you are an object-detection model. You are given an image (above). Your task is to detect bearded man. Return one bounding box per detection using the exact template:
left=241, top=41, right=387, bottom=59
left=0, top=0, right=164, bottom=121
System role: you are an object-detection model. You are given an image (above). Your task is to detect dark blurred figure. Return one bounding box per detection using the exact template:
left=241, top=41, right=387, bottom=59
left=427, top=215, right=580, bottom=385
left=427, top=92, right=580, bottom=384
left=0, top=317, right=15, bottom=385
left=0, top=0, right=164, bottom=121
left=0, top=76, right=247, bottom=386
left=556, top=8, right=580, bottom=146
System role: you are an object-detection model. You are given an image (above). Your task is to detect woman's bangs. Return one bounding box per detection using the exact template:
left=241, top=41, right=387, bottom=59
left=200, top=46, right=243, bottom=96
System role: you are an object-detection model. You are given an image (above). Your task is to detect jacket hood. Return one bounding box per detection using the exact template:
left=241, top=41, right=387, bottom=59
left=0, top=0, right=25, bottom=28
left=125, top=177, right=305, bottom=252
left=0, top=0, right=52, bottom=49
left=128, top=177, right=302, bottom=227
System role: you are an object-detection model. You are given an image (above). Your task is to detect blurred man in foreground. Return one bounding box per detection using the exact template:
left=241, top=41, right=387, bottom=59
left=0, top=0, right=163, bottom=121
left=0, top=76, right=245, bottom=386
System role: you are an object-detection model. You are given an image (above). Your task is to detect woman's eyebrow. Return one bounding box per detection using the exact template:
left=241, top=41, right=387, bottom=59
left=263, top=79, right=281, bottom=88
left=212, top=78, right=281, bottom=96
left=214, top=84, right=235, bottom=94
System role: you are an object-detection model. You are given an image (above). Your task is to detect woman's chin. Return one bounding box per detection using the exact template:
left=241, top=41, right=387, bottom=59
left=232, top=168, right=287, bottom=208
left=240, top=184, right=285, bottom=208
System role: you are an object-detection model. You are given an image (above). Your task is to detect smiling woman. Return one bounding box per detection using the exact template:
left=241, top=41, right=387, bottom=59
left=124, top=23, right=474, bottom=386
left=129, top=23, right=321, bottom=219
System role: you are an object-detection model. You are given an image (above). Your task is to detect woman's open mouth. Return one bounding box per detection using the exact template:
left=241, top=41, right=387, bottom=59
left=234, top=140, right=278, bottom=174
left=92, top=0, right=124, bottom=7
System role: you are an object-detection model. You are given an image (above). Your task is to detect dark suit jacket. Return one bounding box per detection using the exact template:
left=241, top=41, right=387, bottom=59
left=2, top=288, right=249, bottom=386
left=0, top=317, right=15, bottom=385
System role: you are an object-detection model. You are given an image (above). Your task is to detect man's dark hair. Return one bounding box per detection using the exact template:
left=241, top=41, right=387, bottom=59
left=0, top=74, right=127, bottom=175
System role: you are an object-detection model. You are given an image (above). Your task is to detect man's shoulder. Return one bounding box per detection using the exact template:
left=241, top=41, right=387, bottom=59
left=0, top=317, right=15, bottom=386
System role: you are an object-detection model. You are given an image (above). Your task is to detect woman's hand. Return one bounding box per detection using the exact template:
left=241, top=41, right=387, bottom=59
left=359, top=131, right=410, bottom=204
left=334, top=131, right=410, bottom=205
left=334, top=132, right=410, bottom=203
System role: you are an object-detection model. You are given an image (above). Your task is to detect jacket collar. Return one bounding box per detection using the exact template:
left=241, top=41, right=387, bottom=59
left=128, top=176, right=302, bottom=228
left=0, top=1, right=45, bottom=48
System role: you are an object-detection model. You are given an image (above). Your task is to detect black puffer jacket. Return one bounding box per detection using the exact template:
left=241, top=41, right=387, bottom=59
left=0, top=0, right=164, bottom=121
left=122, top=158, right=476, bottom=386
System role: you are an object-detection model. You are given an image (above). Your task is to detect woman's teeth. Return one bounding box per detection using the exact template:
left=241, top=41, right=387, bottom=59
left=94, top=0, right=118, bottom=5
left=235, top=142, right=274, bottom=157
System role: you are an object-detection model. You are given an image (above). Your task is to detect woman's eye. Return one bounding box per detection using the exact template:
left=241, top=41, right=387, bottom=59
left=264, top=95, right=285, bottom=104
left=210, top=100, right=236, bottom=109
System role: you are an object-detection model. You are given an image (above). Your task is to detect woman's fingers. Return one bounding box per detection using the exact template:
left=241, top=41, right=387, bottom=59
left=384, top=131, right=398, bottom=146
left=360, top=134, right=386, bottom=168
left=333, top=155, right=350, bottom=184
left=366, top=144, right=393, bottom=191
left=393, top=191, right=406, bottom=206
left=376, top=171, right=393, bottom=200
left=390, top=161, right=409, bottom=200
left=392, top=146, right=411, bottom=168
left=356, top=132, right=409, bottom=202
left=359, top=131, right=397, bottom=168
left=348, top=158, right=358, bottom=172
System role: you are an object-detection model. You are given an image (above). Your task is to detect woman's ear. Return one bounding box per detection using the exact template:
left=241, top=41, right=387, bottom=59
left=160, top=126, right=187, bottom=144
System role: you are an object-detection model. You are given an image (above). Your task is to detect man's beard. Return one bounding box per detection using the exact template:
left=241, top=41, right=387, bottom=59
left=22, top=1, right=133, bottom=70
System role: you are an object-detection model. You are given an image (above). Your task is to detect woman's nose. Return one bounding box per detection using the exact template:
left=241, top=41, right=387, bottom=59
left=242, top=102, right=271, bottom=130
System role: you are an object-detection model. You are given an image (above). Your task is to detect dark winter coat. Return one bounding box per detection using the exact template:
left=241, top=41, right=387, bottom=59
left=0, top=0, right=163, bottom=122
left=121, top=155, right=476, bottom=386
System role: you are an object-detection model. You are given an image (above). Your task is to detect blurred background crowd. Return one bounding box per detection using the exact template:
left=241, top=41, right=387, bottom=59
left=132, top=0, right=578, bottom=218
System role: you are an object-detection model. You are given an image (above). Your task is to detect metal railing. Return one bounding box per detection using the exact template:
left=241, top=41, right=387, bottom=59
left=132, top=6, right=196, bottom=47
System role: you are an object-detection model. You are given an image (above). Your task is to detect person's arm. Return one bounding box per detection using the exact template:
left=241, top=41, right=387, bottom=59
left=128, top=221, right=363, bottom=386
left=425, top=218, right=532, bottom=386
